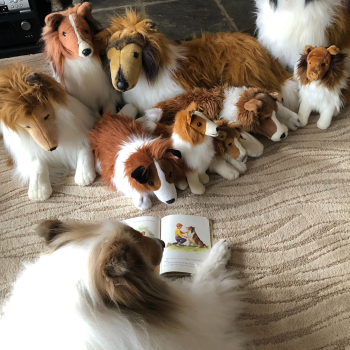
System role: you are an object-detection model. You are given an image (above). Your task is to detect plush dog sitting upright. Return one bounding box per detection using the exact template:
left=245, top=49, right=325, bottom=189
left=0, top=219, right=245, bottom=350
left=297, top=45, right=350, bottom=129
left=0, top=64, right=96, bottom=201
left=41, top=2, right=120, bottom=115
left=88, top=105, right=185, bottom=210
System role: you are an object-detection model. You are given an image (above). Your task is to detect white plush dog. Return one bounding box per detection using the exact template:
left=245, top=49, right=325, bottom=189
left=0, top=219, right=246, bottom=350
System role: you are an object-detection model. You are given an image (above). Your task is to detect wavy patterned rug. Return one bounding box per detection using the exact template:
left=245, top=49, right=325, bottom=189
left=1, top=54, right=350, bottom=350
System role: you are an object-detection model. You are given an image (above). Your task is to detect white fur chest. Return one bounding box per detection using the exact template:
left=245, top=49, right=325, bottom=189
left=171, top=134, right=215, bottom=174
left=219, top=87, right=246, bottom=122
left=256, top=0, right=340, bottom=69
left=60, top=57, right=120, bottom=113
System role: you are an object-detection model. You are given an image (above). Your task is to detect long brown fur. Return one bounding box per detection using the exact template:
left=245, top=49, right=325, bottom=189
left=0, top=64, right=66, bottom=131
left=327, top=6, right=350, bottom=50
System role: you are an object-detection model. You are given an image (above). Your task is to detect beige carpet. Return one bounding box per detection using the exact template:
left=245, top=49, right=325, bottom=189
left=1, top=54, right=350, bottom=350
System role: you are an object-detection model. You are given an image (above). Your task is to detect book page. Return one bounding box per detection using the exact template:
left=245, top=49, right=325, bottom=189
left=123, top=216, right=161, bottom=239
left=160, top=215, right=211, bottom=275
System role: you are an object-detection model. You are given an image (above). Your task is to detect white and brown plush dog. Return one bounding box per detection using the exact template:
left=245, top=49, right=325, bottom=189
left=297, top=45, right=350, bottom=129
left=88, top=105, right=185, bottom=210
left=41, top=3, right=121, bottom=115
left=0, top=219, right=246, bottom=350
left=0, top=64, right=96, bottom=201
left=255, top=0, right=350, bottom=71
left=186, top=226, right=209, bottom=248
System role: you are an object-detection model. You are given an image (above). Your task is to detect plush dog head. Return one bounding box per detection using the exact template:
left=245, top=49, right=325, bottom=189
left=42, top=3, right=102, bottom=83
left=304, top=45, right=340, bottom=82
left=98, top=11, right=171, bottom=92
left=0, top=64, right=66, bottom=151
left=236, top=88, right=288, bottom=141
left=36, top=219, right=179, bottom=323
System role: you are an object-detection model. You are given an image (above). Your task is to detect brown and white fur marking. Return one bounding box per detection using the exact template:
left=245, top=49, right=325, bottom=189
left=41, top=3, right=120, bottom=115
left=297, top=45, right=350, bottom=129
left=186, top=226, right=208, bottom=248
left=0, top=219, right=245, bottom=350
left=99, top=10, right=300, bottom=116
left=88, top=105, right=185, bottom=210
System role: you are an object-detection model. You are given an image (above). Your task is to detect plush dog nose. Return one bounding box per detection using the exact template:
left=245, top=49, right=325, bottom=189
left=280, top=133, right=286, bottom=139
left=158, top=239, right=165, bottom=249
left=166, top=198, right=175, bottom=204
left=116, top=78, right=129, bottom=92
left=216, top=127, right=220, bottom=132
left=82, top=48, right=91, bottom=56
left=50, top=147, right=57, bottom=151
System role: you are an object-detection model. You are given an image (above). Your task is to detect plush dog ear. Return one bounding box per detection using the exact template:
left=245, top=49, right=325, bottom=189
left=327, top=45, right=340, bottom=55
left=304, top=45, right=314, bottom=55
left=26, top=72, right=42, bottom=85
left=216, top=130, right=227, bottom=141
left=131, top=166, right=148, bottom=184
left=268, top=92, right=283, bottom=103
left=228, top=122, right=243, bottom=133
left=45, top=13, right=63, bottom=30
left=167, top=149, right=182, bottom=159
left=244, top=99, right=263, bottom=115
left=142, top=45, right=160, bottom=84
left=77, top=2, right=93, bottom=17
left=36, top=219, right=67, bottom=244
left=143, top=20, right=157, bottom=31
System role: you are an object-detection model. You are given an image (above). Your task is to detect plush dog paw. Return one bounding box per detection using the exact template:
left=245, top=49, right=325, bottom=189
left=176, top=179, right=188, bottom=190
left=199, top=173, right=210, bottom=184
left=208, top=239, right=231, bottom=267
left=221, top=167, right=239, bottom=180
left=298, top=114, right=309, bottom=128
left=189, top=183, right=206, bottom=195
left=75, top=165, right=96, bottom=186
left=133, top=194, right=152, bottom=210
left=317, top=118, right=331, bottom=130
left=28, top=182, right=52, bottom=201
left=232, top=161, right=247, bottom=174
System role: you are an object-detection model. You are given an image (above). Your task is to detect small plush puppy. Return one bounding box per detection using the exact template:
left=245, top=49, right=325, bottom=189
left=297, top=45, right=350, bottom=129
left=0, top=64, right=96, bottom=201
left=88, top=105, right=185, bottom=210
left=186, top=226, right=209, bottom=248
left=41, top=2, right=121, bottom=115
left=0, top=219, right=246, bottom=350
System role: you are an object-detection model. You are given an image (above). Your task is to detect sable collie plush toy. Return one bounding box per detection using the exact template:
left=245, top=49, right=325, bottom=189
left=98, top=10, right=300, bottom=116
left=255, top=0, right=350, bottom=70
left=0, top=64, right=97, bottom=201
left=88, top=105, right=185, bottom=210
left=296, top=45, right=350, bottom=129
left=0, top=219, right=245, bottom=350
left=41, top=3, right=120, bottom=115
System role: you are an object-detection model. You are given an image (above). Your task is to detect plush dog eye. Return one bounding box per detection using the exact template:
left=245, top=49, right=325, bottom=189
left=197, top=122, right=202, bottom=127
left=148, top=181, right=154, bottom=186
left=321, top=63, right=325, bottom=66
left=240, top=135, right=244, bottom=139
left=85, top=30, right=89, bottom=34
left=26, top=126, right=30, bottom=128
left=44, top=115, right=49, bottom=120
left=169, top=171, right=172, bottom=178
left=228, top=142, right=232, bottom=146
left=309, top=62, right=311, bottom=64
left=62, top=32, right=66, bottom=36
left=134, top=52, right=139, bottom=58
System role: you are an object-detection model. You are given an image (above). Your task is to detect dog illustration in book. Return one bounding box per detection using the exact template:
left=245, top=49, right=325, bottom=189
left=166, top=223, right=188, bottom=247
left=187, top=226, right=209, bottom=248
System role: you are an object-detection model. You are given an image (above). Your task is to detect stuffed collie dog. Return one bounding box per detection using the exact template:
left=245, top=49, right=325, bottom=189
left=0, top=64, right=96, bottom=201
left=41, top=2, right=120, bottom=115
left=88, top=105, right=185, bottom=210
left=0, top=219, right=245, bottom=350
left=255, top=0, right=350, bottom=70
left=140, top=103, right=220, bottom=195
left=296, top=45, right=350, bottom=129
left=98, top=10, right=300, bottom=115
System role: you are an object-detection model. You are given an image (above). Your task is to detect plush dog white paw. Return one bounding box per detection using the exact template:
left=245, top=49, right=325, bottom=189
left=232, top=161, right=247, bottom=174
left=298, top=114, right=309, bottom=127
left=208, top=239, right=231, bottom=267
left=317, top=118, right=332, bottom=130
left=176, top=179, right=188, bottom=190
left=284, top=118, right=299, bottom=131
left=222, top=167, right=239, bottom=180
left=189, top=183, right=206, bottom=195
left=133, top=194, right=152, bottom=210
left=75, top=165, right=96, bottom=186
left=199, top=173, right=209, bottom=184
left=28, top=182, right=52, bottom=201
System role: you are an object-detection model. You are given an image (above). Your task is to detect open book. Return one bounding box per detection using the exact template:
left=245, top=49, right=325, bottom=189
left=124, top=215, right=212, bottom=276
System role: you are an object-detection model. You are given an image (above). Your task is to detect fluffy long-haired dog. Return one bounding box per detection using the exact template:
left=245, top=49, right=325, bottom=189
left=88, top=105, right=185, bottom=210
left=0, top=219, right=246, bottom=350
left=41, top=2, right=120, bottom=115
left=255, top=0, right=350, bottom=70
left=186, top=226, right=209, bottom=248
left=97, top=10, right=300, bottom=115
left=0, top=64, right=96, bottom=201
left=296, top=45, right=350, bottom=129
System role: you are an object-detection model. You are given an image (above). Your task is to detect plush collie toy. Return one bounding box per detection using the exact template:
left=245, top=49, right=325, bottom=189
left=255, top=0, right=350, bottom=70
left=41, top=2, right=120, bottom=115
left=296, top=45, right=350, bottom=129
left=0, top=64, right=96, bottom=201
left=0, top=219, right=245, bottom=350
left=97, top=10, right=300, bottom=115
left=88, top=105, right=185, bottom=210
left=143, top=86, right=295, bottom=142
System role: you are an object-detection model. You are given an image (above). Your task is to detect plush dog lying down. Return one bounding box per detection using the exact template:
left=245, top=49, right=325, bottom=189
left=0, top=219, right=246, bottom=350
